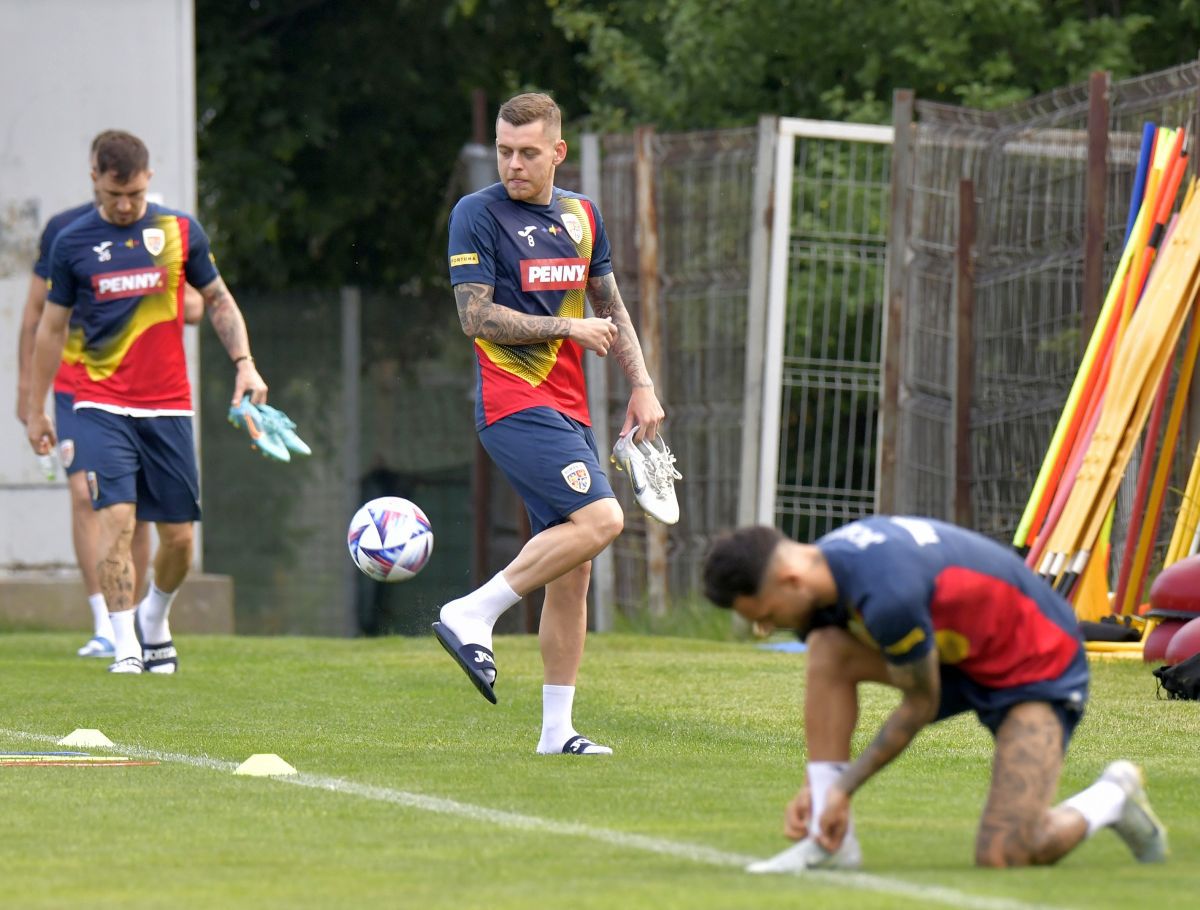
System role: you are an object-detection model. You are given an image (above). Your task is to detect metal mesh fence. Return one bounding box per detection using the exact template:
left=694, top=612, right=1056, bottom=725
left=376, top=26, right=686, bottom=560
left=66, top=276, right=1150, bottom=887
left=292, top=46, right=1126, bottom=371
left=199, top=287, right=475, bottom=636
left=898, top=61, right=1200, bottom=574
left=594, top=129, right=758, bottom=615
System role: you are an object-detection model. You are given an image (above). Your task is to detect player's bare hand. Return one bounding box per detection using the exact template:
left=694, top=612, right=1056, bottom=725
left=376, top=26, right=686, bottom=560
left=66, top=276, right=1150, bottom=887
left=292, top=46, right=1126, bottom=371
left=232, top=361, right=269, bottom=406
left=816, top=786, right=851, bottom=853
left=620, top=386, right=665, bottom=442
left=782, top=786, right=813, bottom=841
left=570, top=317, right=618, bottom=355
left=25, top=411, right=57, bottom=456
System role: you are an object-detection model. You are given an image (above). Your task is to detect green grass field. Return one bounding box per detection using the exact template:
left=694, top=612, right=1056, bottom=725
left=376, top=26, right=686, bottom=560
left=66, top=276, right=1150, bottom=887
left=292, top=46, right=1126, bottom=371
left=1, top=631, right=1196, bottom=909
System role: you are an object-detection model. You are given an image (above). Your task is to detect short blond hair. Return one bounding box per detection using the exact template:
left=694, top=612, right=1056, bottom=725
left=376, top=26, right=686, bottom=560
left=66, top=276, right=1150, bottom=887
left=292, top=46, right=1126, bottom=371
left=497, top=93, right=561, bottom=132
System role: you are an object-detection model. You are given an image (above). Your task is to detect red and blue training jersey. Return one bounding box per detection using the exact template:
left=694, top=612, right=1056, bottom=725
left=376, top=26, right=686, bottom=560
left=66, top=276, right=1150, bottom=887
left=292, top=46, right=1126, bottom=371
left=47, top=203, right=218, bottom=414
left=34, top=201, right=94, bottom=396
left=816, top=516, right=1087, bottom=692
left=447, top=182, right=613, bottom=430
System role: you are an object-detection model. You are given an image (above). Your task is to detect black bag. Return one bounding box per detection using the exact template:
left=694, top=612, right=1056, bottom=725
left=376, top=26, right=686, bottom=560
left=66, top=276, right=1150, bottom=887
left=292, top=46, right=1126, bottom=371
left=1153, top=652, right=1200, bottom=700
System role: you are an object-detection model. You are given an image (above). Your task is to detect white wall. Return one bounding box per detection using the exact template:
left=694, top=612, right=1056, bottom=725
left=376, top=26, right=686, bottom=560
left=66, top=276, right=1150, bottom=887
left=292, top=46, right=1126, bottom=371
left=0, top=0, right=197, bottom=568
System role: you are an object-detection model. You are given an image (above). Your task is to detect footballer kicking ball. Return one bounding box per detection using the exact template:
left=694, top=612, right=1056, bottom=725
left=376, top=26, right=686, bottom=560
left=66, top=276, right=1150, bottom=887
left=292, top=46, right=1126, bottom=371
left=347, top=496, right=434, bottom=582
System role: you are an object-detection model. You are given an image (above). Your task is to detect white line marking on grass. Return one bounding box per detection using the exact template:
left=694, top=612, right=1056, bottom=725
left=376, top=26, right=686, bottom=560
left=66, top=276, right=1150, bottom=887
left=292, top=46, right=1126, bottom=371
left=1, top=728, right=1070, bottom=910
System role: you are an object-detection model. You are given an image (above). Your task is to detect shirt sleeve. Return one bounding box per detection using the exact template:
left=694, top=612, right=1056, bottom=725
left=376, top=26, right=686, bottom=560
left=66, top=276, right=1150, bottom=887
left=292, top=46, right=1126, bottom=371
left=45, top=233, right=77, bottom=307
left=184, top=215, right=221, bottom=289
left=33, top=219, right=57, bottom=279
left=587, top=200, right=613, bottom=279
left=447, top=195, right=498, bottom=287
left=824, top=534, right=936, bottom=666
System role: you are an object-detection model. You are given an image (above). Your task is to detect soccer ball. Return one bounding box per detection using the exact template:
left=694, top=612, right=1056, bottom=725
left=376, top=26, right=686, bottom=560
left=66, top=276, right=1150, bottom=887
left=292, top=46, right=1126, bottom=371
left=346, top=496, right=434, bottom=582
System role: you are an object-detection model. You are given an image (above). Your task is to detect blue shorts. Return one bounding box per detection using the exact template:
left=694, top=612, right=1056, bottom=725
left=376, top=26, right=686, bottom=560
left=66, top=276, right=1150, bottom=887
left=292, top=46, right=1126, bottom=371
left=935, top=648, right=1089, bottom=747
left=54, top=391, right=86, bottom=475
left=479, top=406, right=615, bottom=534
left=73, top=408, right=201, bottom=523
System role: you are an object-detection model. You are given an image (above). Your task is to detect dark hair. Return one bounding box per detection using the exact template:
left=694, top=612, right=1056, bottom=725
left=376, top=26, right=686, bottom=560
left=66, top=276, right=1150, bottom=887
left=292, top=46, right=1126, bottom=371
left=497, top=92, right=561, bottom=132
left=703, top=525, right=785, bottom=609
left=93, top=130, right=149, bottom=182
left=90, top=129, right=122, bottom=154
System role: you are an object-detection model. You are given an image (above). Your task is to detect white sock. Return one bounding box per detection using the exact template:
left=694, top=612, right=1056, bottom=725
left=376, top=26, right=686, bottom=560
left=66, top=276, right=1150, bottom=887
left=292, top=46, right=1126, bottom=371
left=138, top=581, right=177, bottom=644
left=88, top=593, right=114, bottom=640
left=439, top=572, right=520, bottom=652
left=1061, top=780, right=1125, bottom=837
left=808, top=761, right=857, bottom=845
left=109, top=609, right=140, bottom=662
left=537, top=684, right=577, bottom=752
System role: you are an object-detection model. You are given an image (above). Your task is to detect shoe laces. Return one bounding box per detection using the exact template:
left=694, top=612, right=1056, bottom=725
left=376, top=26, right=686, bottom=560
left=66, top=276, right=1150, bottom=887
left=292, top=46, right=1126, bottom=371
left=642, top=440, right=682, bottom=494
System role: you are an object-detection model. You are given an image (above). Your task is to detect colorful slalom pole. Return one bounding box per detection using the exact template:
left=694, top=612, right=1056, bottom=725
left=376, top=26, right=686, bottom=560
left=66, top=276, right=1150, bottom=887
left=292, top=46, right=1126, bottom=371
left=1062, top=245, right=1200, bottom=597
left=1028, top=383, right=1108, bottom=574
left=1124, top=131, right=1187, bottom=319
left=1023, top=262, right=1131, bottom=561
left=1119, top=300, right=1200, bottom=614
left=1013, top=125, right=1157, bottom=553
left=1014, top=208, right=1142, bottom=552
left=1166, top=440, right=1200, bottom=566
left=1109, top=203, right=1190, bottom=609
left=1110, top=364, right=1172, bottom=613
left=1041, top=188, right=1200, bottom=599
left=1016, top=128, right=1170, bottom=553
left=1124, top=123, right=1157, bottom=244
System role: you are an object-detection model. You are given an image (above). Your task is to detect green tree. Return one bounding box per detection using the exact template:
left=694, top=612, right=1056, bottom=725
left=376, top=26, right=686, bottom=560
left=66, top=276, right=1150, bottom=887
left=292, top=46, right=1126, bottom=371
left=194, top=0, right=1196, bottom=291
left=195, top=0, right=586, bottom=291
left=550, top=0, right=1157, bottom=128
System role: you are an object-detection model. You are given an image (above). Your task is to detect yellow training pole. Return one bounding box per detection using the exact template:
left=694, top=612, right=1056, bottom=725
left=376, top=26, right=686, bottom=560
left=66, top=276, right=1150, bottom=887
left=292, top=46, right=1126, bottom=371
left=1166, top=440, right=1200, bottom=566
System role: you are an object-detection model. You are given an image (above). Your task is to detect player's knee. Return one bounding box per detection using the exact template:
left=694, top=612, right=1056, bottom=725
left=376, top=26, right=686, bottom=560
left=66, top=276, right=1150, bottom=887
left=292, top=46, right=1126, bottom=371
left=807, top=625, right=888, bottom=685
left=806, top=627, right=858, bottom=676
left=67, top=474, right=93, bottom=511
left=973, top=827, right=1057, bottom=868
left=592, top=498, right=624, bottom=545
left=157, top=523, right=194, bottom=556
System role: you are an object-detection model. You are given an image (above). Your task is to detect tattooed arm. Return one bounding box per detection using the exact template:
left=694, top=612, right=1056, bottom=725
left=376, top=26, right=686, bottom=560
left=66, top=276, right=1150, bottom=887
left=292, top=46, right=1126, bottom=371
left=816, top=647, right=941, bottom=851
left=586, top=273, right=652, bottom=387
left=586, top=273, right=665, bottom=440
left=454, top=282, right=618, bottom=353
left=199, top=275, right=269, bottom=405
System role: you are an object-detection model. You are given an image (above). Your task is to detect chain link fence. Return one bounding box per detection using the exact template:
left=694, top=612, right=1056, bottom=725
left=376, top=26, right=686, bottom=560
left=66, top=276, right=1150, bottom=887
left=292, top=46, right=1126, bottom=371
left=897, top=61, right=1200, bottom=569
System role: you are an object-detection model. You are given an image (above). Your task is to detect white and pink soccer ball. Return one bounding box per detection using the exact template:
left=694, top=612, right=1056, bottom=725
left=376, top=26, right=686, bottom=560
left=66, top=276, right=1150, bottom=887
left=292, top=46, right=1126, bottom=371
left=346, top=496, right=434, bottom=582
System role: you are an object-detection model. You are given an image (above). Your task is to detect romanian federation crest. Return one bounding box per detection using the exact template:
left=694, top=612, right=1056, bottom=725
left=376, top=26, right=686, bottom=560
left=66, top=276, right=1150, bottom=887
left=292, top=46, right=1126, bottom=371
left=561, top=461, right=591, bottom=493
left=142, top=228, right=166, bottom=256
left=560, top=212, right=584, bottom=244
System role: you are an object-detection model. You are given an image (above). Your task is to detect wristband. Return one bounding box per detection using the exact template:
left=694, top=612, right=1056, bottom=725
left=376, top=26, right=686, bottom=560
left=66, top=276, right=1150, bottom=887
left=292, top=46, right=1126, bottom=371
left=233, top=355, right=254, bottom=365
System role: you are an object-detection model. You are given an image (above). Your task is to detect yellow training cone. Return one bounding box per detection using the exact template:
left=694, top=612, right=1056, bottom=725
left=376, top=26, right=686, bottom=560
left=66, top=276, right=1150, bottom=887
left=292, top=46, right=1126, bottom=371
left=58, top=729, right=115, bottom=748
left=234, top=754, right=297, bottom=777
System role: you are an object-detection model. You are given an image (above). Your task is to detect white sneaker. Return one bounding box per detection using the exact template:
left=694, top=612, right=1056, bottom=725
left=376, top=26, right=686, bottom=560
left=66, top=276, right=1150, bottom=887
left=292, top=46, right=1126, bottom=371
left=108, top=656, right=145, bottom=674
left=746, top=836, right=863, bottom=873
left=77, top=636, right=115, bottom=658
left=611, top=428, right=681, bottom=525
left=1099, top=761, right=1168, bottom=863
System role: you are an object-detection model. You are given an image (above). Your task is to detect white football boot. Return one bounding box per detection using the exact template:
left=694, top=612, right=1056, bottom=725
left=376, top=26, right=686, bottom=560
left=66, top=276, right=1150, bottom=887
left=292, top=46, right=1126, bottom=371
left=1099, top=761, right=1168, bottom=863
left=746, top=836, right=863, bottom=873
left=611, top=428, right=681, bottom=525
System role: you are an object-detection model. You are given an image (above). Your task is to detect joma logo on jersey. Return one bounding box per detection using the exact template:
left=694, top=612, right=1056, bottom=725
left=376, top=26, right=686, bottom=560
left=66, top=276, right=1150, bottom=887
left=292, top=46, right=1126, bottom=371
left=521, top=257, right=589, bottom=291
left=92, top=267, right=169, bottom=301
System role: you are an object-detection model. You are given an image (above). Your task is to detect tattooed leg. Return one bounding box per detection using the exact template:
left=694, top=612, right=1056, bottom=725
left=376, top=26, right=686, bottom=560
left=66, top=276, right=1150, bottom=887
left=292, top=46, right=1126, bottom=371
left=976, top=701, right=1087, bottom=866
left=96, top=503, right=137, bottom=612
